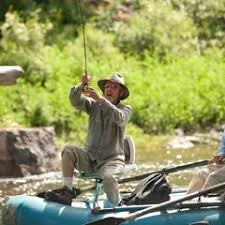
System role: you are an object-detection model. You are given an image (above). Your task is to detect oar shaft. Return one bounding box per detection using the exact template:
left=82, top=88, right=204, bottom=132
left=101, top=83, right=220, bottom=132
left=119, top=160, right=210, bottom=183
left=93, top=201, right=225, bottom=214
left=164, top=160, right=210, bottom=173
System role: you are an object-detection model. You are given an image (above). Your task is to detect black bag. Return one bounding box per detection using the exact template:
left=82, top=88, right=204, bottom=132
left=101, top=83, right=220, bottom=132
left=121, top=173, right=171, bottom=205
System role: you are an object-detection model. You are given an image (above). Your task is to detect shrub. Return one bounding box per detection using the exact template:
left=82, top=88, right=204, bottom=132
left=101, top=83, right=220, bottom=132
left=129, top=49, right=225, bottom=133
left=0, top=11, right=52, bottom=86
left=115, top=0, right=197, bottom=58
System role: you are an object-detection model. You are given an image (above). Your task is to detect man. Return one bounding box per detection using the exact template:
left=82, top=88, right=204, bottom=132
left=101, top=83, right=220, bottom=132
left=187, top=130, right=225, bottom=194
left=45, top=72, right=132, bottom=205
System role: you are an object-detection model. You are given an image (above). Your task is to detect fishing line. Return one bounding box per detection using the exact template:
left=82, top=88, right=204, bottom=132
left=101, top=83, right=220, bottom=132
left=76, top=0, right=88, bottom=75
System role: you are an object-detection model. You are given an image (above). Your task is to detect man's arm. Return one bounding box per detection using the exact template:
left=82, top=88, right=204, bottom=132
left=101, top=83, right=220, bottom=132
left=212, top=131, right=225, bottom=164
left=84, top=85, right=132, bottom=125
left=103, top=100, right=132, bottom=125
left=69, top=74, right=93, bottom=114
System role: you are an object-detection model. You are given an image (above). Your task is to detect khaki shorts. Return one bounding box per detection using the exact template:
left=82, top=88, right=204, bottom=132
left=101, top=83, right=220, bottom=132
left=187, top=163, right=225, bottom=194
left=62, top=144, right=125, bottom=177
left=204, top=164, right=225, bottom=189
left=62, top=144, right=125, bottom=204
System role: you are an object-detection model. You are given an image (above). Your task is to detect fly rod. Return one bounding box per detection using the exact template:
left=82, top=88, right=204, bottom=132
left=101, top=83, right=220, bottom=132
left=77, top=0, right=88, bottom=75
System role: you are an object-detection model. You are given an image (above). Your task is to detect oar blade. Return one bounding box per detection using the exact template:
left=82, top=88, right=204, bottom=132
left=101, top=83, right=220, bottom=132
left=85, top=217, right=126, bottom=225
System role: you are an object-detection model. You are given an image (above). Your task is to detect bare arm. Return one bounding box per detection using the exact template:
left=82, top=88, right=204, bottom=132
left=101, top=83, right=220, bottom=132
left=212, top=155, right=225, bottom=164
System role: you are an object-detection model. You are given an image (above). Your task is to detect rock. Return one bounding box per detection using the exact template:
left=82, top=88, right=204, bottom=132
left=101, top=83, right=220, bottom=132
left=166, top=129, right=194, bottom=149
left=165, top=128, right=222, bottom=150
left=0, top=66, right=23, bottom=85
left=166, top=136, right=194, bottom=149
left=0, top=127, right=60, bottom=177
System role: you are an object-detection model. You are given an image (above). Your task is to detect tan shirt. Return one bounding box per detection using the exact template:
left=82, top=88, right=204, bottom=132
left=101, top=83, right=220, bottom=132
left=70, top=84, right=132, bottom=166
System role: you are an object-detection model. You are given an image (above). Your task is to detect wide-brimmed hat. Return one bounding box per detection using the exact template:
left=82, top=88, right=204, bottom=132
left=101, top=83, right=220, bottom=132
left=98, top=72, right=129, bottom=100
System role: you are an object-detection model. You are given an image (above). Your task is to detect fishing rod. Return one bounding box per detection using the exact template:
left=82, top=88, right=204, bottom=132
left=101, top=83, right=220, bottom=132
left=77, top=0, right=88, bottom=75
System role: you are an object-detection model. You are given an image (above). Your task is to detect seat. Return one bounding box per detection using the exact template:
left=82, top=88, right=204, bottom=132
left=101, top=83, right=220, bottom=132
left=124, top=135, right=136, bottom=168
left=79, top=136, right=136, bottom=208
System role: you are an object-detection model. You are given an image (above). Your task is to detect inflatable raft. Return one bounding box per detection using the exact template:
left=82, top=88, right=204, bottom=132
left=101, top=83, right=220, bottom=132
left=2, top=185, right=225, bottom=225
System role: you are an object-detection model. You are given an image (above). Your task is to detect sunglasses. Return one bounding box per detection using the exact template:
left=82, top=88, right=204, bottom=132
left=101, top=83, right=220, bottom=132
left=104, top=82, right=121, bottom=90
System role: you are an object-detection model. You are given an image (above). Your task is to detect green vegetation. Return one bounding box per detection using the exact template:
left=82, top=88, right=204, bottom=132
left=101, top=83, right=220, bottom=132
left=0, top=0, right=225, bottom=145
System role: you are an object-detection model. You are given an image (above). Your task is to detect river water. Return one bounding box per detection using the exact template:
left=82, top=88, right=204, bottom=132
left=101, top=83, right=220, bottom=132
left=0, top=139, right=218, bottom=224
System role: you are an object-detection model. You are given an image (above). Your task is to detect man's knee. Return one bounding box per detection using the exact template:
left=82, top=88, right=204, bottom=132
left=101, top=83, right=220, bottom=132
left=207, top=171, right=221, bottom=183
left=61, top=145, right=78, bottom=165
left=62, top=145, right=73, bottom=156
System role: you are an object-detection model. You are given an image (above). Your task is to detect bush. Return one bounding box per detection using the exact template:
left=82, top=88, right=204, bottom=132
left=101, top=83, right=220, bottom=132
left=0, top=11, right=52, bottom=86
left=129, top=49, right=225, bottom=133
left=115, top=0, right=197, bottom=58
left=171, top=0, right=225, bottom=53
left=0, top=5, right=225, bottom=140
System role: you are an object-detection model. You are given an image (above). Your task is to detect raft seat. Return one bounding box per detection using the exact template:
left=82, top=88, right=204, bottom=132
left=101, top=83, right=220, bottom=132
left=79, top=136, right=136, bottom=208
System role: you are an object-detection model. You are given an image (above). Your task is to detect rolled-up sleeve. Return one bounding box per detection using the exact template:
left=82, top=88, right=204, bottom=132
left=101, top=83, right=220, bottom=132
left=69, top=84, right=93, bottom=114
left=100, top=98, right=132, bottom=126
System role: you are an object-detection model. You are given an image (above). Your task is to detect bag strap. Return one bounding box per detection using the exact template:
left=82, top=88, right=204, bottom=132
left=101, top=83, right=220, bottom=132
left=135, top=173, right=164, bottom=197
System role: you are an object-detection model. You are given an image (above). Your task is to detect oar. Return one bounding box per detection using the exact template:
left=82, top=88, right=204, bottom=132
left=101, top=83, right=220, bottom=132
left=85, top=181, right=225, bottom=225
left=37, top=159, right=209, bottom=197
left=119, top=159, right=210, bottom=183
left=92, top=201, right=225, bottom=214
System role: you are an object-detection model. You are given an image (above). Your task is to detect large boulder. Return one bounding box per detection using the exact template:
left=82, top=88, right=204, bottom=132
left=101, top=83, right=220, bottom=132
left=0, top=66, right=23, bottom=85
left=0, top=127, right=60, bottom=177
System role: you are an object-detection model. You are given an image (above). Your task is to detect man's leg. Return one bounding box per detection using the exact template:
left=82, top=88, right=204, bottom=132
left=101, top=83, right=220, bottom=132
left=202, top=165, right=225, bottom=191
left=61, top=150, right=75, bottom=191
left=186, top=164, right=224, bottom=194
left=45, top=145, right=93, bottom=205
left=99, top=160, right=124, bottom=205
left=186, top=168, right=210, bottom=194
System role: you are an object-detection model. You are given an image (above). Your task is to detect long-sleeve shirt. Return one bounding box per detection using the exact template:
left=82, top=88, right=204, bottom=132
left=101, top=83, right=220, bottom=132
left=218, top=130, right=225, bottom=156
left=69, top=84, right=132, bottom=166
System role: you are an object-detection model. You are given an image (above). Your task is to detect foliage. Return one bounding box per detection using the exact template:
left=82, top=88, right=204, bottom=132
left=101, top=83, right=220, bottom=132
left=94, top=0, right=142, bottom=32
left=129, top=49, right=225, bottom=133
left=115, top=0, right=198, bottom=58
left=0, top=0, right=35, bottom=21
left=95, top=0, right=225, bottom=57
left=171, top=0, right=225, bottom=52
left=0, top=11, right=53, bottom=86
left=0, top=3, right=225, bottom=143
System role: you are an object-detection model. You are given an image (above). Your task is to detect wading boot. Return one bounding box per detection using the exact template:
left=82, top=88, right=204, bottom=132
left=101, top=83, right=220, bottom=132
left=45, top=186, right=76, bottom=205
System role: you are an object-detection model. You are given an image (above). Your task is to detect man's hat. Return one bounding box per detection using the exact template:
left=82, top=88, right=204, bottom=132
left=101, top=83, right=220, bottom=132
left=98, top=72, right=129, bottom=100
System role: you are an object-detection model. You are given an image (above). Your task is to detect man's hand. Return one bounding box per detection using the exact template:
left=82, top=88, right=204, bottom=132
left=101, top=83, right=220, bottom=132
left=84, top=86, right=103, bottom=102
left=212, top=155, right=225, bottom=164
left=81, top=74, right=91, bottom=85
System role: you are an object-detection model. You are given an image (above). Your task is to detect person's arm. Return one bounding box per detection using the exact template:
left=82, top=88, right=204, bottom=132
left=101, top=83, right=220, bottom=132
left=69, top=74, right=93, bottom=114
left=218, top=131, right=225, bottom=156
left=100, top=98, right=132, bottom=125
left=212, top=131, right=225, bottom=164
left=84, top=86, right=132, bottom=125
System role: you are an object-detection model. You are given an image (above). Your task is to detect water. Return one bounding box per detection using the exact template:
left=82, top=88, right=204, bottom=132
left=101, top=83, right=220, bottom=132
left=0, top=140, right=218, bottom=224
